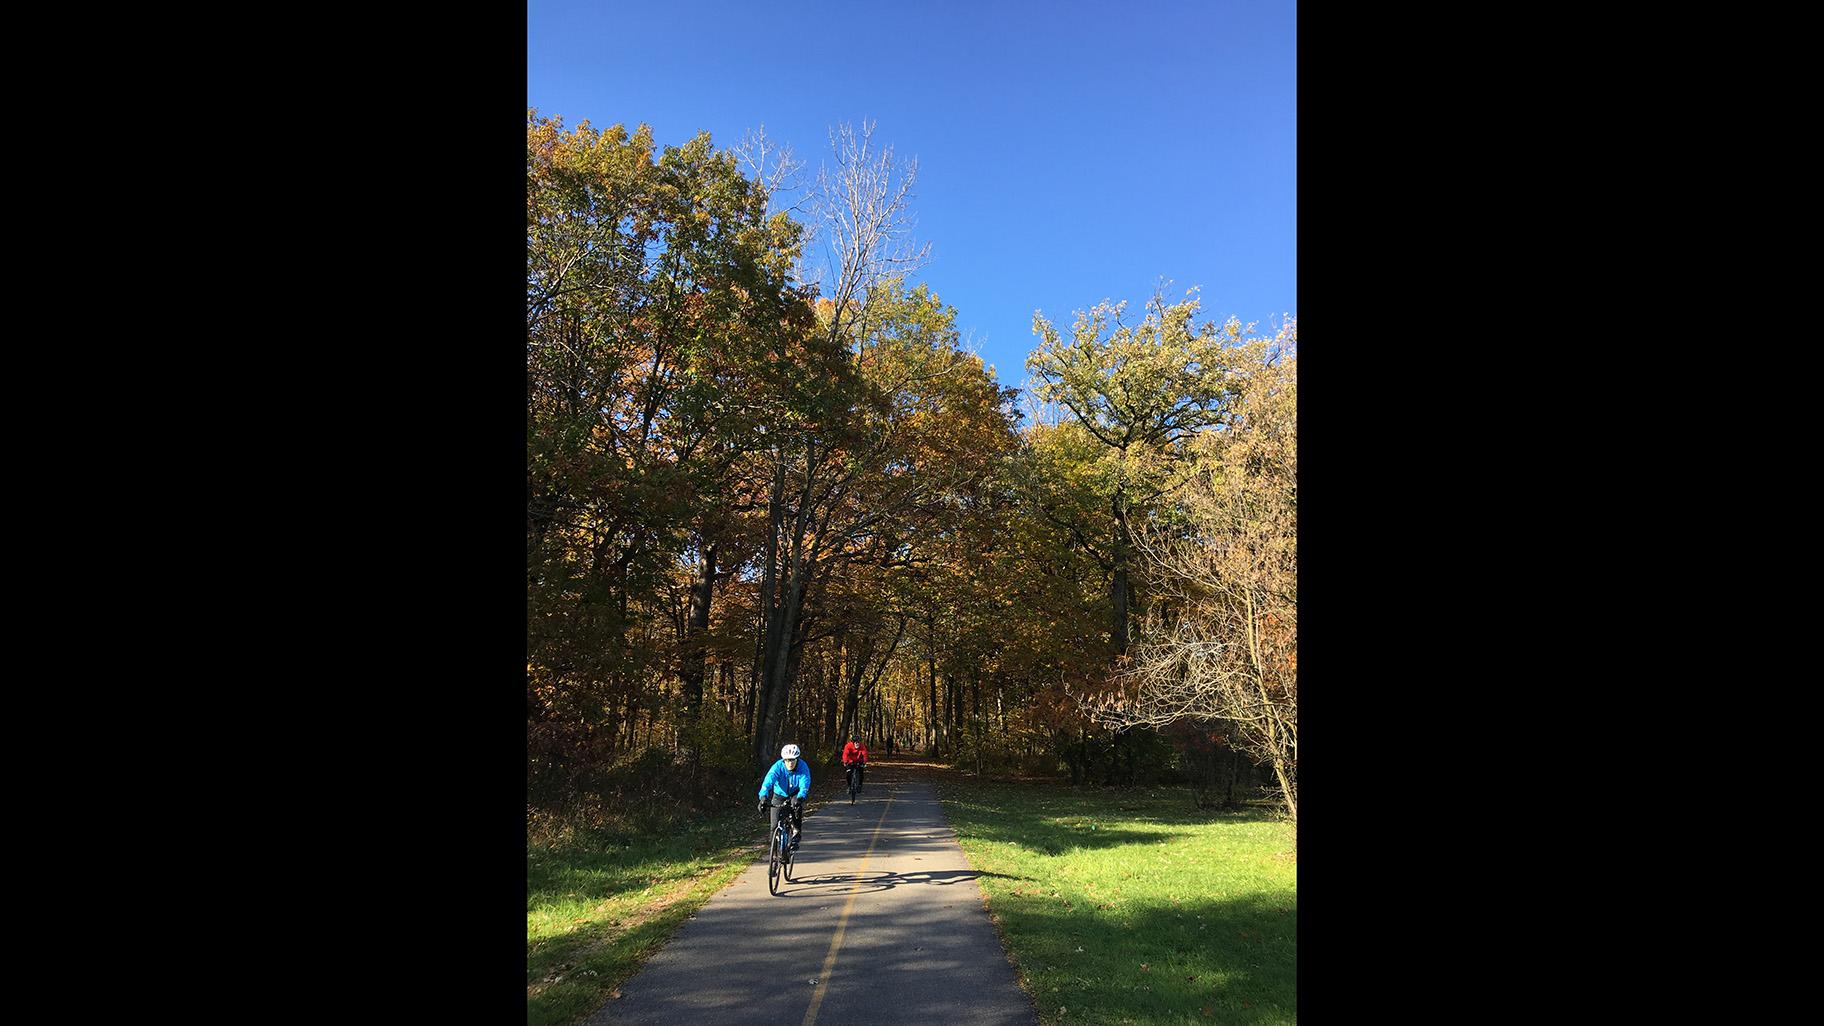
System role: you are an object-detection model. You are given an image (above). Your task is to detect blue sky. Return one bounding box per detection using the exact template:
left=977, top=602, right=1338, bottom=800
left=529, top=0, right=1296, bottom=396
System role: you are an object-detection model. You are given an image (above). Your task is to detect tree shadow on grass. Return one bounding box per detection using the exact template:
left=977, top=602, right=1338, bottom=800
left=992, top=891, right=1296, bottom=1026
left=946, top=783, right=1284, bottom=823
left=937, top=781, right=1288, bottom=858
left=938, top=813, right=1181, bottom=857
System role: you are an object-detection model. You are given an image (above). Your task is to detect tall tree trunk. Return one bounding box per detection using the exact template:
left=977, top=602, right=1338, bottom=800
left=926, top=659, right=937, bottom=754
left=972, top=671, right=982, bottom=777
left=756, top=566, right=805, bottom=766
left=838, top=635, right=871, bottom=745
left=744, top=660, right=758, bottom=737
left=822, top=643, right=838, bottom=754
left=941, top=673, right=953, bottom=754
left=750, top=456, right=784, bottom=741
left=680, top=541, right=717, bottom=723
left=1111, top=486, right=1130, bottom=657
left=845, top=616, right=901, bottom=746
left=753, top=453, right=797, bottom=767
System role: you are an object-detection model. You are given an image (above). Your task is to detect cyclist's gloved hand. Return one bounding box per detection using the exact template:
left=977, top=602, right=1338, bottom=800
left=758, top=799, right=767, bottom=814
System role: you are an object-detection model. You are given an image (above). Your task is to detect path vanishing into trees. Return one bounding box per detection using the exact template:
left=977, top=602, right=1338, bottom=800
left=588, top=761, right=1036, bottom=1026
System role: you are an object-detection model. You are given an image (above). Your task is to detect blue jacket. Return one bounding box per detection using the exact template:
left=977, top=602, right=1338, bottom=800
left=758, top=759, right=811, bottom=800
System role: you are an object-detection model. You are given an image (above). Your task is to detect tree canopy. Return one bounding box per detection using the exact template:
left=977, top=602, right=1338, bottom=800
left=527, top=110, right=1297, bottom=823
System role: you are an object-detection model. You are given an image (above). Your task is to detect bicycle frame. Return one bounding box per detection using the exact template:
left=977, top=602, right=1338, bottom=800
left=766, top=798, right=800, bottom=894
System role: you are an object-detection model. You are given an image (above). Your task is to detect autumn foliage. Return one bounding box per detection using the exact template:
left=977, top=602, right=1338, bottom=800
left=527, top=111, right=1295, bottom=817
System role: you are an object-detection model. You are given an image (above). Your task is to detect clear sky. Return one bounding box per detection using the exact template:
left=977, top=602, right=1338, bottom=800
left=528, top=0, right=1296, bottom=395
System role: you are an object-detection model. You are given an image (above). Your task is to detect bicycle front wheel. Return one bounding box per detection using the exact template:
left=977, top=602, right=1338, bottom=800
left=768, top=830, right=783, bottom=895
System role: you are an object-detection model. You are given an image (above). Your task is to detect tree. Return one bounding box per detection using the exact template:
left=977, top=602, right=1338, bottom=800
left=526, top=110, right=808, bottom=792
left=747, top=277, right=1015, bottom=768
left=1026, top=287, right=1239, bottom=656
left=745, top=119, right=977, bottom=769
left=523, top=110, right=1298, bottom=827
left=1093, top=321, right=1297, bottom=823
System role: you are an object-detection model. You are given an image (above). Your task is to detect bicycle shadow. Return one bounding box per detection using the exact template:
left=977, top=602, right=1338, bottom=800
left=779, top=868, right=1028, bottom=895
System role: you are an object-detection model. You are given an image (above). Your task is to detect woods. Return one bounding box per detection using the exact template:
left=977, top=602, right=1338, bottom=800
left=526, top=111, right=1298, bottom=822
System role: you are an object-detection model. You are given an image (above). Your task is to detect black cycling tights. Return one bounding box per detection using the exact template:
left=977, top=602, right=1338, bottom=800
left=768, top=799, right=802, bottom=840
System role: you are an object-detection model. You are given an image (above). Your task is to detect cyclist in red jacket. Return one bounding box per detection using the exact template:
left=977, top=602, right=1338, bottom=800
left=841, top=736, right=869, bottom=793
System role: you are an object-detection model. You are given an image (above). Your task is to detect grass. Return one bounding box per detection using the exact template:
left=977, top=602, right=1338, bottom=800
left=933, top=774, right=1296, bottom=1026
left=526, top=806, right=758, bottom=1026
left=526, top=771, right=848, bottom=1026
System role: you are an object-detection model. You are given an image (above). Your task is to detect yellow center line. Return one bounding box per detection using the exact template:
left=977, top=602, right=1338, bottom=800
left=801, top=786, right=898, bottom=1026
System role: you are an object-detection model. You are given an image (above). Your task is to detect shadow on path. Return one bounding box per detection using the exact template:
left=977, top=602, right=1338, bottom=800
left=782, top=868, right=1031, bottom=894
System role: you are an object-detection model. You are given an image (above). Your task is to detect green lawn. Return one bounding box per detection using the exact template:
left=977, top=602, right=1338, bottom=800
left=934, top=775, right=1296, bottom=1026
left=526, top=808, right=757, bottom=1026
left=527, top=773, right=849, bottom=1026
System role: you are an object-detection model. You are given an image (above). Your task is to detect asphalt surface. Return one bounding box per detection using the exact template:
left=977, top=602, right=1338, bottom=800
left=588, top=761, right=1037, bottom=1026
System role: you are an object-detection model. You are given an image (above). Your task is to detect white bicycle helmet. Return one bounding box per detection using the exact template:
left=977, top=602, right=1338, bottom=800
left=781, top=744, right=801, bottom=762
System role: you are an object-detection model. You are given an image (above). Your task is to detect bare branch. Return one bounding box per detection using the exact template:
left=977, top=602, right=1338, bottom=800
left=812, top=120, right=931, bottom=341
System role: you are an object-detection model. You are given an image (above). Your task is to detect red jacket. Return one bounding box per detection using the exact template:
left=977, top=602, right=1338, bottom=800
left=842, top=742, right=869, bottom=765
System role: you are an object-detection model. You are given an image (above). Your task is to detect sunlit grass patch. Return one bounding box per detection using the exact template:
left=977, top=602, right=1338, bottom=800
left=526, top=810, right=756, bottom=1026
left=526, top=773, right=851, bottom=1026
left=936, top=776, right=1295, bottom=1026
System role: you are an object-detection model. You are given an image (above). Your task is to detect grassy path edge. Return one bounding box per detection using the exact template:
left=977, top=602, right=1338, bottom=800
left=931, top=774, right=1296, bottom=1026
left=527, top=831, right=760, bottom=1026
left=529, top=777, right=850, bottom=1026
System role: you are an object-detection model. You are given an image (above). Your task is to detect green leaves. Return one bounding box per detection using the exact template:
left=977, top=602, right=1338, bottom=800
left=1028, top=288, right=1238, bottom=460
left=528, top=113, right=819, bottom=785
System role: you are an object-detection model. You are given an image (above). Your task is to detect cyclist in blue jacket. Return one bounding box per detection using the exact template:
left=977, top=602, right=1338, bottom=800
left=757, top=744, right=811, bottom=850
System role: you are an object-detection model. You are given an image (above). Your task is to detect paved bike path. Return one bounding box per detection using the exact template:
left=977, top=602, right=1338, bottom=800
left=588, top=763, right=1037, bottom=1026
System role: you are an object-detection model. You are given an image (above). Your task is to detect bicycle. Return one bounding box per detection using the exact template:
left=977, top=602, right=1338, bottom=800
left=844, top=763, right=866, bottom=803
left=766, top=799, right=800, bottom=895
